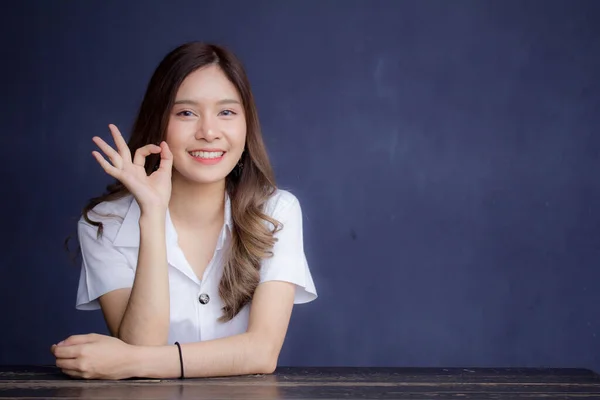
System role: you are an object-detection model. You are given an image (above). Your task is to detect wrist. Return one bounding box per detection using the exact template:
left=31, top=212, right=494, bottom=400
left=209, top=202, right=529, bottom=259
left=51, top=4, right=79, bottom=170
left=138, top=208, right=167, bottom=227
left=127, top=344, right=147, bottom=378
left=132, top=345, right=180, bottom=379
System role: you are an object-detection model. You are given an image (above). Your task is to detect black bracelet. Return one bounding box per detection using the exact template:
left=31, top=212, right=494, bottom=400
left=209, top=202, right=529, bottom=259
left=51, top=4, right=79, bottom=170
left=174, top=341, right=185, bottom=379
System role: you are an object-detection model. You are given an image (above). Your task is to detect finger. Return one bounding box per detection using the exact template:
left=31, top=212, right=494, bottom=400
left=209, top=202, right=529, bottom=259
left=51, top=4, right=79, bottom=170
left=61, top=369, right=84, bottom=379
left=133, top=144, right=162, bottom=167
left=92, top=136, right=123, bottom=169
left=92, top=151, right=121, bottom=178
left=54, top=344, right=84, bottom=359
left=108, top=124, right=132, bottom=164
left=56, top=358, right=79, bottom=370
left=158, top=141, right=174, bottom=172
left=58, top=333, right=98, bottom=346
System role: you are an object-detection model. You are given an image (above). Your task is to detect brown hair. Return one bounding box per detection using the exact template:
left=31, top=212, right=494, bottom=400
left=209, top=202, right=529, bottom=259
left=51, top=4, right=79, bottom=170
left=78, top=42, right=281, bottom=322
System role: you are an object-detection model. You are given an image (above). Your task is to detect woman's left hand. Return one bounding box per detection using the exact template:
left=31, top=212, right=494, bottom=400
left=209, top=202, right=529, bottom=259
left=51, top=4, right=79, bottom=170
left=51, top=333, right=138, bottom=380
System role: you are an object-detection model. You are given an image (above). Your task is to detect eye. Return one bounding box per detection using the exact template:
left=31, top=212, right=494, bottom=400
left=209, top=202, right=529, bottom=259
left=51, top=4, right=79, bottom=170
left=176, top=110, right=194, bottom=117
left=219, top=109, right=237, bottom=117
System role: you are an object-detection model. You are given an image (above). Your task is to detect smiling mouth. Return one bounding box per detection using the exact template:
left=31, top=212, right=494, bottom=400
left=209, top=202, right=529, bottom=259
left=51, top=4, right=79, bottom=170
left=189, top=151, right=225, bottom=159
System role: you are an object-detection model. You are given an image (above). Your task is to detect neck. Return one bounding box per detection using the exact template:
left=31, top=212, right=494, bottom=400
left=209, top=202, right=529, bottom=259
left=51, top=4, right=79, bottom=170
left=168, top=172, right=226, bottom=229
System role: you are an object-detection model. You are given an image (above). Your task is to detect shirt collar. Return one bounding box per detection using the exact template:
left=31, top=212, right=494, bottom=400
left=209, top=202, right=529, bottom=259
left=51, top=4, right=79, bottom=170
left=218, top=192, right=233, bottom=250
left=113, top=192, right=233, bottom=249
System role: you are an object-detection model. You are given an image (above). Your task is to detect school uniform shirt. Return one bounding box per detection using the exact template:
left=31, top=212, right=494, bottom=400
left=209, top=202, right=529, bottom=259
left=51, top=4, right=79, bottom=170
left=75, top=189, right=317, bottom=344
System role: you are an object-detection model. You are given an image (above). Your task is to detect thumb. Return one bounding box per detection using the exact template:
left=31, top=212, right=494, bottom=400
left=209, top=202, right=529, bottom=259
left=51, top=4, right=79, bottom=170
left=158, top=141, right=173, bottom=172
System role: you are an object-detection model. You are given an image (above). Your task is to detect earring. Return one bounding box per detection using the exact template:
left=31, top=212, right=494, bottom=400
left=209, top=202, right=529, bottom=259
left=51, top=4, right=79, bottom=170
left=232, top=159, right=244, bottom=178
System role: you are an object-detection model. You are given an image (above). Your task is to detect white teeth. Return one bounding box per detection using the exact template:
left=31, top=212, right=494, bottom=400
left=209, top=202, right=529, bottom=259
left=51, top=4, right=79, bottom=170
left=190, top=151, right=224, bottom=159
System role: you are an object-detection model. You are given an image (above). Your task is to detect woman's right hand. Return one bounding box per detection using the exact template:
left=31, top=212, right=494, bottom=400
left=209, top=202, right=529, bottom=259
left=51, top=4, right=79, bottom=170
left=92, top=124, right=174, bottom=212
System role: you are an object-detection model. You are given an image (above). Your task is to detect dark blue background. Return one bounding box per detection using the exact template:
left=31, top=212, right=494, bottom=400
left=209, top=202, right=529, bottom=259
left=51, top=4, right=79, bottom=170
left=2, top=0, right=599, bottom=371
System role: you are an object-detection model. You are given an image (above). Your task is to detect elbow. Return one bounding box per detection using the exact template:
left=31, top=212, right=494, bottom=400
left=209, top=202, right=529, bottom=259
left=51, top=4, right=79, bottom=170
left=259, top=358, right=277, bottom=375
left=244, top=332, right=281, bottom=374
left=118, top=334, right=168, bottom=346
left=121, top=338, right=168, bottom=346
left=252, top=339, right=279, bottom=374
left=253, top=354, right=277, bottom=375
left=117, top=326, right=169, bottom=346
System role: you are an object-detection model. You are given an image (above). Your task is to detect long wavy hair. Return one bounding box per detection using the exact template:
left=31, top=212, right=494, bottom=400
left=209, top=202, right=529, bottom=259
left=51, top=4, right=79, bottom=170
left=78, top=42, right=281, bottom=322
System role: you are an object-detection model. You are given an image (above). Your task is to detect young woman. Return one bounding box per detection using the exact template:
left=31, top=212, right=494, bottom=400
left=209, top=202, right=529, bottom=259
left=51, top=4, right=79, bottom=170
left=51, top=42, right=317, bottom=380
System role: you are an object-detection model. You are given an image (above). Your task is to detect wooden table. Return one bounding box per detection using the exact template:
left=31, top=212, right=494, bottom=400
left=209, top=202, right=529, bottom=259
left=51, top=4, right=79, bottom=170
left=1, top=365, right=599, bottom=399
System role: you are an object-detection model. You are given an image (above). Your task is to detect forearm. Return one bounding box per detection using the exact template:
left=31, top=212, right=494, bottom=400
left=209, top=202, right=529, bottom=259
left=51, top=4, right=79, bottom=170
left=133, top=333, right=277, bottom=379
left=118, top=210, right=170, bottom=345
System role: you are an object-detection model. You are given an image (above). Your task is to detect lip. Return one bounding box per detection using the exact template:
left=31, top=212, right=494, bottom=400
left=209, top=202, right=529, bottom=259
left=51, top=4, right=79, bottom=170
left=188, top=148, right=226, bottom=152
left=188, top=149, right=226, bottom=165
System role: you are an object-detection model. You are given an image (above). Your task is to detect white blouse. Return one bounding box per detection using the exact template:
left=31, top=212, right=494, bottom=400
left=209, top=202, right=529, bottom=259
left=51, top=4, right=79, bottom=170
left=75, top=189, right=317, bottom=344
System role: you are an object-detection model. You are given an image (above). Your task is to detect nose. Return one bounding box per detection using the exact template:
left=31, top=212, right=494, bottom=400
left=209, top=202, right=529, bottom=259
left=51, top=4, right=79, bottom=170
left=195, top=116, right=220, bottom=141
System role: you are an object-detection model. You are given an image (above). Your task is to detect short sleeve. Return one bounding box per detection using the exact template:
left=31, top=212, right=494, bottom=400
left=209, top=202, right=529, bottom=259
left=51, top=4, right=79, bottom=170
left=75, top=221, right=135, bottom=310
left=259, top=195, right=317, bottom=304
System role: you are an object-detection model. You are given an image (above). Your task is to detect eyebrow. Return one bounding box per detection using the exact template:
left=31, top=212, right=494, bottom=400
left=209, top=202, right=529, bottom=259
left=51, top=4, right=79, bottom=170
left=173, top=98, right=241, bottom=106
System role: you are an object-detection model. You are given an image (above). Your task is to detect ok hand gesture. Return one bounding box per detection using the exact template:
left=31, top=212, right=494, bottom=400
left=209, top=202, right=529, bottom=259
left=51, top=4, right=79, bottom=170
left=92, top=124, right=173, bottom=212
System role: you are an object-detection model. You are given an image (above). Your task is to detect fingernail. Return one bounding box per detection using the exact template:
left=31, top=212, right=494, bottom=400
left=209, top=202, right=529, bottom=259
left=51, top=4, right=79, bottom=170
left=57, top=341, right=64, bottom=346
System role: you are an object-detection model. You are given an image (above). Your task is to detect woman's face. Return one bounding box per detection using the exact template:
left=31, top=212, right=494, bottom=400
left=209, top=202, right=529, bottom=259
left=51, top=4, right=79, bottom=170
left=166, top=64, right=246, bottom=185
